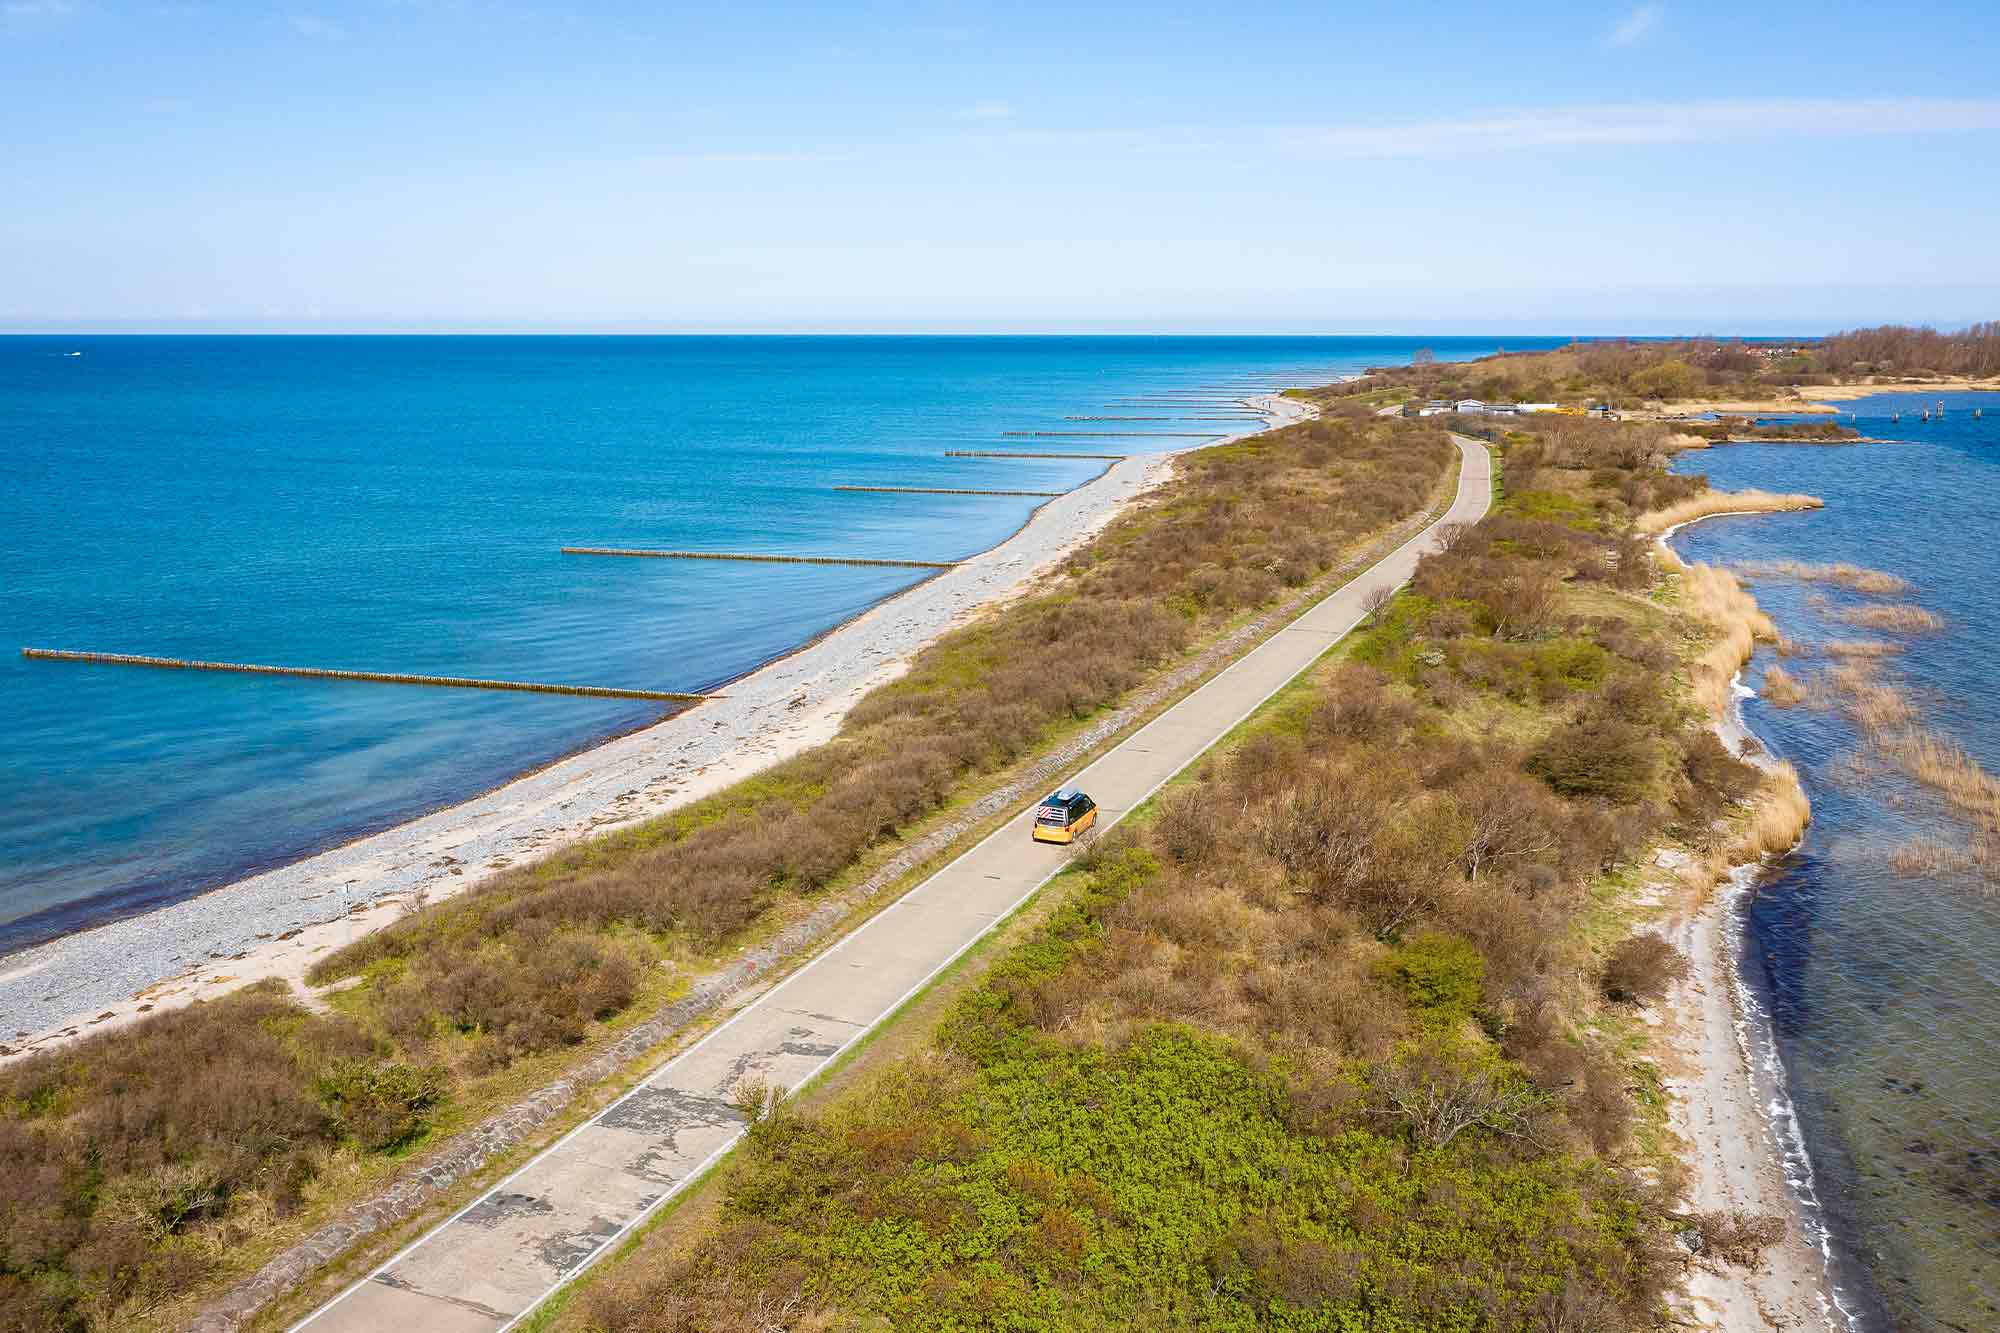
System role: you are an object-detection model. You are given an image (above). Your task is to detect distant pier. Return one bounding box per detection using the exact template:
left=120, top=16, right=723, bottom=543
left=944, top=451, right=1127, bottom=460
left=832, top=485, right=1065, bottom=497
left=19, top=649, right=713, bottom=701
left=562, top=547, right=957, bottom=569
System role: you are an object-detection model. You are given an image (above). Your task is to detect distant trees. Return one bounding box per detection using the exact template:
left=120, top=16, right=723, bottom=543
left=1820, top=322, right=2000, bottom=378
left=1628, top=358, right=1705, bottom=400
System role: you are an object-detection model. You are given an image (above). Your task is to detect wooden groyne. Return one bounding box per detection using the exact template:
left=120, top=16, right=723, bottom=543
left=1001, top=431, right=1219, bottom=438
left=944, top=451, right=1127, bottom=460
left=1064, top=416, right=1172, bottom=421
left=19, top=649, right=714, bottom=702
left=832, top=486, right=1064, bottom=497
left=562, top=547, right=956, bottom=570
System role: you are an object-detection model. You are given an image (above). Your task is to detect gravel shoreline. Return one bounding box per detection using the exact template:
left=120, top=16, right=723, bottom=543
left=1, top=396, right=1312, bottom=1061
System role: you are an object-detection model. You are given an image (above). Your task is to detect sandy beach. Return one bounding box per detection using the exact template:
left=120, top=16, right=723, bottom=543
left=1652, top=511, right=1844, bottom=1332
left=0, top=394, right=1313, bottom=1062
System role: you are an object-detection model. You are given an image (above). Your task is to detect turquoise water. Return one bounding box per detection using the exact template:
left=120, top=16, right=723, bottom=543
left=1, top=335, right=1560, bottom=952
left=1670, top=393, right=2000, bottom=1331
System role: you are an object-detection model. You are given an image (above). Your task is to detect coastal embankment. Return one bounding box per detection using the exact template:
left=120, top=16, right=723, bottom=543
left=1645, top=507, right=1842, bottom=1332
left=0, top=397, right=1310, bottom=1062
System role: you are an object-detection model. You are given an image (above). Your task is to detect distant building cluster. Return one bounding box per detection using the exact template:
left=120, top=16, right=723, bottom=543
left=1410, top=400, right=1618, bottom=420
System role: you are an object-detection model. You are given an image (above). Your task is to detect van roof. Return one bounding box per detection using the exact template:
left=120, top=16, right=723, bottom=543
left=1053, top=785, right=1082, bottom=802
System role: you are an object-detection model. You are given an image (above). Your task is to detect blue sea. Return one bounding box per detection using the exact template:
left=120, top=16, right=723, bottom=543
left=0, top=335, right=1563, bottom=954
left=1670, top=393, right=2000, bottom=1332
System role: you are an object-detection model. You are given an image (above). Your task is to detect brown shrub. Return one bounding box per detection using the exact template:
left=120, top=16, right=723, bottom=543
left=1528, top=718, right=1660, bottom=803
left=1600, top=934, right=1690, bottom=1005
left=0, top=984, right=427, bottom=1328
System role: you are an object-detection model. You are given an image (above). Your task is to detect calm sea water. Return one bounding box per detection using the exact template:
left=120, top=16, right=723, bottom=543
left=0, top=335, right=1563, bottom=953
left=1670, top=393, right=2000, bottom=1331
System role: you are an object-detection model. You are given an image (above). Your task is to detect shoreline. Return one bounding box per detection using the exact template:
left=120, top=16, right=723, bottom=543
left=1645, top=378, right=2000, bottom=418
left=1652, top=507, right=1849, bottom=1331
left=0, top=395, right=1314, bottom=1062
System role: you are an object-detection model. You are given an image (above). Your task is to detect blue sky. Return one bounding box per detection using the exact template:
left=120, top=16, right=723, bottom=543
left=4, top=1, right=1997, bottom=333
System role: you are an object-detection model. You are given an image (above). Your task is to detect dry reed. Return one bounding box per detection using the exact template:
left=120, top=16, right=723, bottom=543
left=1675, top=561, right=1778, bottom=718
left=1761, top=665, right=1804, bottom=707
left=1735, top=560, right=1911, bottom=596
left=1635, top=489, right=1823, bottom=536
left=1830, top=603, right=1945, bottom=633
left=1821, top=639, right=1903, bottom=658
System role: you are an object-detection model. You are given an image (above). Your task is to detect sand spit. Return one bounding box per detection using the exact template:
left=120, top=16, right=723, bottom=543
left=0, top=396, right=1313, bottom=1062
left=1636, top=489, right=1823, bottom=537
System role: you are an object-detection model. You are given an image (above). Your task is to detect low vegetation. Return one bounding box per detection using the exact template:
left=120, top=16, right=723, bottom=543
left=0, top=413, right=1455, bottom=1330
left=1317, top=323, right=1997, bottom=413
left=563, top=407, right=1796, bottom=1331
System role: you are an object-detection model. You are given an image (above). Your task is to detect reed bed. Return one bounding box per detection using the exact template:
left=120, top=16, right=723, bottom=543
left=1831, top=603, right=1945, bottom=633
left=1736, top=559, right=1911, bottom=596
left=1822, top=639, right=1904, bottom=658
left=1877, top=730, right=2000, bottom=830
left=1761, top=664, right=1805, bottom=706
left=1676, top=560, right=1779, bottom=718
left=1635, top=488, right=1823, bottom=536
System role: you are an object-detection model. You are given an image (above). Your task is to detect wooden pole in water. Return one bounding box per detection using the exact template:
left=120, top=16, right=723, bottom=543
left=562, top=547, right=958, bottom=569
left=19, top=649, right=715, bottom=701
left=944, top=451, right=1127, bottom=460
left=832, top=486, right=1065, bottom=497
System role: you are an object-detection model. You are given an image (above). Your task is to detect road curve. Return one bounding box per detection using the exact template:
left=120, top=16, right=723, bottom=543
left=293, top=435, right=1493, bottom=1333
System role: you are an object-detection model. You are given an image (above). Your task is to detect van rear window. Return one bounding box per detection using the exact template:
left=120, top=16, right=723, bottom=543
left=1036, top=804, right=1068, bottom=825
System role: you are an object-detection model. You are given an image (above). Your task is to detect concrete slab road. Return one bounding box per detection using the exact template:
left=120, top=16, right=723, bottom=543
left=293, top=435, right=1493, bottom=1333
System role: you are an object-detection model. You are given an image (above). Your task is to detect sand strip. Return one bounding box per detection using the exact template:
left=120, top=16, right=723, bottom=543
left=1653, top=514, right=1846, bottom=1331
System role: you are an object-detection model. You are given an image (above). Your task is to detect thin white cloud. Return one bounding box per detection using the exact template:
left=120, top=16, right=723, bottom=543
left=1605, top=3, right=1663, bottom=49
left=289, top=12, right=345, bottom=41
left=959, top=100, right=1016, bottom=120
left=646, top=150, right=861, bottom=165
left=1283, top=97, right=2000, bottom=158
left=2, top=0, right=79, bottom=17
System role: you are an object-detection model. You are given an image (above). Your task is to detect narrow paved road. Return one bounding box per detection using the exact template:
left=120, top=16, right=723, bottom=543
left=295, top=435, right=1492, bottom=1333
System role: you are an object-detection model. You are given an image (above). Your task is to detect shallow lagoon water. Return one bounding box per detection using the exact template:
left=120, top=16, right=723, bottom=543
left=1670, top=392, right=2000, bottom=1331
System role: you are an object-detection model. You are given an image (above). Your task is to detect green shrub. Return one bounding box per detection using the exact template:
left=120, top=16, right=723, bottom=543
left=314, top=1059, right=447, bottom=1152
left=1379, top=931, right=1485, bottom=1026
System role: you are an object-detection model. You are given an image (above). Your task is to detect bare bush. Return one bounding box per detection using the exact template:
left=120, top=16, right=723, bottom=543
left=1600, top=934, right=1689, bottom=1005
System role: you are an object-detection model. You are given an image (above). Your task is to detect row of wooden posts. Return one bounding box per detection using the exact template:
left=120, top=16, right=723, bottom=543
left=25, top=397, right=1268, bottom=701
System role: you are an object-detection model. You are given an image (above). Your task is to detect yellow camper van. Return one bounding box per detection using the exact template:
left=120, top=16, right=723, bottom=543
left=1032, top=786, right=1098, bottom=845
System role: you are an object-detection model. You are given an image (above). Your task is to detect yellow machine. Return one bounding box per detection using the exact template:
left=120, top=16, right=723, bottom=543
left=1032, top=786, right=1098, bottom=844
